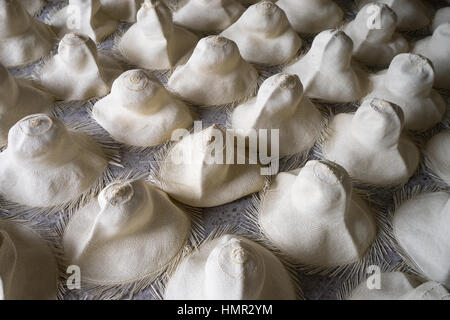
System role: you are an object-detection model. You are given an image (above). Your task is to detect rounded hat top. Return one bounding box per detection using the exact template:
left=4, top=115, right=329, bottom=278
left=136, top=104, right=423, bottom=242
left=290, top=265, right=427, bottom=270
left=240, top=1, right=287, bottom=34
left=57, top=33, right=98, bottom=69
left=136, top=0, right=173, bottom=36
left=353, top=3, right=397, bottom=42
left=190, top=36, right=240, bottom=73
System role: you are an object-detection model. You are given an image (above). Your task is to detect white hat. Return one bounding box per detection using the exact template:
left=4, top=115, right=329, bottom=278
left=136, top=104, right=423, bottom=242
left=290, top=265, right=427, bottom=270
left=355, top=0, right=430, bottom=31
left=0, top=220, right=58, bottom=300
left=119, top=0, right=198, bottom=70
left=343, top=3, right=409, bottom=66
left=432, top=7, right=450, bottom=31
left=99, top=0, right=144, bottom=22
left=364, top=53, right=446, bottom=131
left=158, top=125, right=266, bottom=207
left=231, top=73, right=323, bottom=158
left=412, top=23, right=450, bottom=90
left=0, top=114, right=109, bottom=208
left=165, top=234, right=298, bottom=299
left=63, top=179, right=196, bottom=293
left=284, top=30, right=368, bottom=103
left=258, top=160, right=376, bottom=267
left=0, top=0, right=55, bottom=68
left=347, top=272, right=450, bottom=300
left=49, top=0, right=119, bottom=43
left=172, top=0, right=244, bottom=33
left=93, top=69, right=194, bottom=147
left=39, top=33, right=122, bottom=101
left=167, top=35, right=258, bottom=106
left=275, top=0, right=344, bottom=34
left=322, top=98, right=420, bottom=186
left=0, top=63, right=54, bottom=146
left=220, top=1, right=302, bottom=66
left=19, top=0, right=45, bottom=16
left=424, top=129, right=450, bottom=185
left=393, top=191, right=450, bottom=287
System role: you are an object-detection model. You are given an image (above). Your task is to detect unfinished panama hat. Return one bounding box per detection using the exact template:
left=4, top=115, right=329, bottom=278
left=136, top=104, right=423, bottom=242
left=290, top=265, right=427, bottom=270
left=63, top=179, right=194, bottom=290
left=158, top=125, right=266, bottom=207
left=0, top=0, right=54, bottom=68
left=119, top=0, right=198, bottom=71
left=172, top=0, right=244, bottom=33
left=0, top=114, right=108, bottom=208
left=231, top=73, right=323, bottom=158
left=165, top=234, right=297, bottom=299
left=0, top=63, right=54, bottom=146
left=220, top=1, right=302, bottom=66
left=364, top=53, right=446, bottom=131
left=39, top=33, right=122, bottom=101
left=0, top=220, right=57, bottom=300
left=259, top=160, right=376, bottom=266
left=343, top=3, right=409, bottom=66
left=347, top=272, right=450, bottom=300
left=100, top=0, right=143, bottom=22
left=432, top=7, right=450, bottom=31
left=412, top=23, right=450, bottom=90
left=322, top=98, right=420, bottom=186
left=93, top=69, right=194, bottom=147
left=425, top=130, right=450, bottom=185
left=167, top=36, right=258, bottom=106
left=284, top=30, right=368, bottom=103
left=393, top=191, right=450, bottom=287
left=20, top=0, right=45, bottom=16
left=275, top=0, right=343, bottom=34
left=356, top=0, right=430, bottom=31
left=49, top=0, right=118, bottom=43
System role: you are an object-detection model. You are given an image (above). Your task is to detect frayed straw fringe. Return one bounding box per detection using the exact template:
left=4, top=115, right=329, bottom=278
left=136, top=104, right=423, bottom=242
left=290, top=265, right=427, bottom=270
left=54, top=172, right=205, bottom=300
left=384, top=184, right=448, bottom=284
left=0, top=214, right=67, bottom=300
left=0, top=117, right=122, bottom=219
left=240, top=175, right=396, bottom=292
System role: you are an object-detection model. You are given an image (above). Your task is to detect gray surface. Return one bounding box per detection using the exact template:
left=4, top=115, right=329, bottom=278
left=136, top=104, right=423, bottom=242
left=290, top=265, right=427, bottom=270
left=4, top=0, right=450, bottom=300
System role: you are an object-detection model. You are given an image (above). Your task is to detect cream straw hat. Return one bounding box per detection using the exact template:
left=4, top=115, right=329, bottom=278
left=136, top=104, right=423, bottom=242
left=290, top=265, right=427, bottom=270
left=0, top=63, right=54, bottom=147
left=49, top=0, right=119, bottom=43
left=343, top=3, right=409, bottom=66
left=172, top=0, right=244, bottom=33
left=220, top=1, right=302, bottom=66
left=92, top=69, right=193, bottom=148
left=0, top=220, right=58, bottom=300
left=364, top=53, right=446, bottom=131
left=412, top=23, right=450, bottom=90
left=165, top=234, right=298, bottom=300
left=0, top=114, right=109, bottom=208
left=119, top=0, right=198, bottom=71
left=167, top=35, right=258, bottom=106
left=424, top=129, right=450, bottom=185
left=231, top=73, right=323, bottom=158
left=284, top=30, right=368, bottom=103
left=322, top=98, right=420, bottom=186
left=355, top=0, right=430, bottom=31
left=0, top=0, right=55, bottom=68
left=62, top=178, right=201, bottom=298
left=276, top=0, right=344, bottom=34
left=157, top=125, right=266, bottom=207
left=39, top=33, right=122, bottom=101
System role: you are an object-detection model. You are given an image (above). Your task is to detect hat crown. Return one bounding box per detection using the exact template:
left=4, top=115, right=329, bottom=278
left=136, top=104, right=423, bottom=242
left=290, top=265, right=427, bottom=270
left=137, top=0, right=174, bottom=37
left=432, top=23, right=450, bottom=47
left=355, top=3, right=397, bottom=42
left=352, top=98, right=404, bottom=147
left=309, top=30, right=353, bottom=70
left=58, top=33, right=99, bottom=70
left=189, top=36, right=241, bottom=73
left=204, top=236, right=265, bottom=299
left=240, top=1, right=287, bottom=34
left=291, top=160, right=351, bottom=218
left=386, top=53, right=434, bottom=96
left=0, top=0, right=31, bottom=38
left=8, top=114, right=70, bottom=162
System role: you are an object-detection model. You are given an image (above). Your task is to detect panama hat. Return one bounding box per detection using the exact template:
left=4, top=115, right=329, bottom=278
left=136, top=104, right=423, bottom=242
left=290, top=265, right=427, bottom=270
left=93, top=69, right=193, bottom=147
left=119, top=0, right=198, bottom=70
